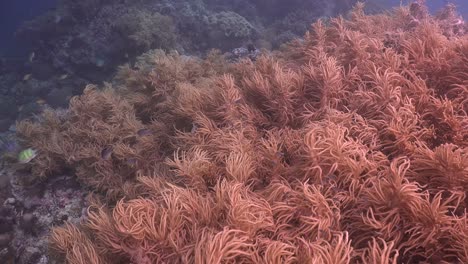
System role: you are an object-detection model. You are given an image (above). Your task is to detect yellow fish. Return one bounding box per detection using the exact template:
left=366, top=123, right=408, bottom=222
left=18, top=148, right=37, bottom=164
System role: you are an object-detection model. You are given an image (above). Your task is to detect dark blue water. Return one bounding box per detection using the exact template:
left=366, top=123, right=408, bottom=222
left=407, top=0, right=467, bottom=15
left=0, top=0, right=57, bottom=57
left=372, top=0, right=467, bottom=17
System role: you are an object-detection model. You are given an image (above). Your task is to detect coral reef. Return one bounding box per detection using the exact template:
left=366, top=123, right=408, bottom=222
left=0, top=0, right=361, bottom=131
left=114, top=10, right=177, bottom=53
left=14, top=0, right=357, bottom=82
left=204, top=11, right=256, bottom=49
left=13, top=2, right=468, bottom=264
left=208, top=11, right=255, bottom=38
left=0, top=165, right=87, bottom=263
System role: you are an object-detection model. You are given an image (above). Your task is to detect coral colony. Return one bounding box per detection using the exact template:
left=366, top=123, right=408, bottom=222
left=8, top=2, right=468, bottom=264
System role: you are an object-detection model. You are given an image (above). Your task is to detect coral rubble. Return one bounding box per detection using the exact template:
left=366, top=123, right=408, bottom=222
left=14, top=2, right=468, bottom=263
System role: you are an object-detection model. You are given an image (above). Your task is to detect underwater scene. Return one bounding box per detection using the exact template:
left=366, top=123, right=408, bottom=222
left=0, top=0, right=467, bottom=263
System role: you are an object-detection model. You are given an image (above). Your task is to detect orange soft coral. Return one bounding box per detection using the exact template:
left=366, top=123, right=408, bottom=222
left=14, top=2, right=468, bottom=263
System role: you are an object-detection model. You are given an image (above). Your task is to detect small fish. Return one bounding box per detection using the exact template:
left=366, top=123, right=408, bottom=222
left=101, top=146, right=113, bottom=160
left=23, top=74, right=32, bottom=81
left=18, top=148, right=37, bottom=164
left=29, top=52, right=35, bottom=62
left=54, top=15, right=62, bottom=24
left=247, top=43, right=256, bottom=53
left=95, top=58, right=105, bottom=67
left=58, top=74, right=68, bottom=80
left=191, top=123, right=198, bottom=133
left=126, top=158, right=137, bottom=167
left=136, top=128, right=152, bottom=137
left=36, top=99, right=46, bottom=105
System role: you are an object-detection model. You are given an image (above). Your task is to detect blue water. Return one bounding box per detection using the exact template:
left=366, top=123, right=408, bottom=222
left=404, top=0, right=467, bottom=15
left=369, top=0, right=467, bottom=17
left=0, top=0, right=466, bottom=57
left=0, top=0, right=57, bottom=57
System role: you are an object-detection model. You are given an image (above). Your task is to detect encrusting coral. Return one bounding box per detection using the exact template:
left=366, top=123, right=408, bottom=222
left=16, top=2, right=468, bottom=263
